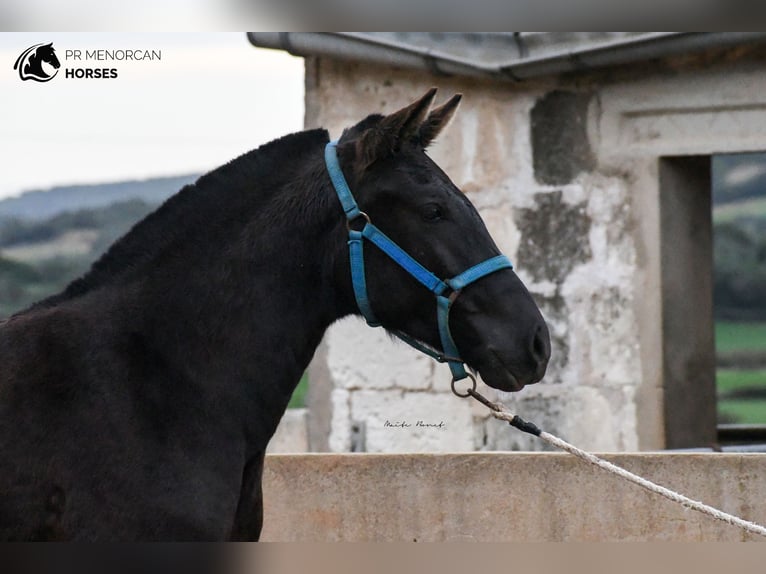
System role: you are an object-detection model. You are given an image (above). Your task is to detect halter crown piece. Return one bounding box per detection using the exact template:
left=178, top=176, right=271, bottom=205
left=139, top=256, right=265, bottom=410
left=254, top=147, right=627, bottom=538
left=324, top=140, right=513, bottom=382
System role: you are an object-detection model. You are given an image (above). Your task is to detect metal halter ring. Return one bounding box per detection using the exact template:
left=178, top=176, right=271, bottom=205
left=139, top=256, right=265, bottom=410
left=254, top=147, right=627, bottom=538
left=346, top=211, right=371, bottom=232
left=451, top=373, right=477, bottom=398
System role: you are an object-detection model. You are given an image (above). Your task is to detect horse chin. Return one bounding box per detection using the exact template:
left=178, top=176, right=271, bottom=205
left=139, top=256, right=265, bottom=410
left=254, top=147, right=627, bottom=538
left=474, top=350, right=526, bottom=393
left=479, top=367, right=525, bottom=392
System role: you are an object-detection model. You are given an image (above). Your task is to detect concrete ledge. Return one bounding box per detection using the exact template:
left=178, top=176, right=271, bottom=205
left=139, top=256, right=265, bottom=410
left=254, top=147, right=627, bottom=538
left=262, top=453, right=766, bottom=541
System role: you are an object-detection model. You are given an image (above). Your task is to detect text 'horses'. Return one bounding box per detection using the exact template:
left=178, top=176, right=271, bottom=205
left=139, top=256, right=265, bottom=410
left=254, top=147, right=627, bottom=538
left=0, top=89, right=550, bottom=541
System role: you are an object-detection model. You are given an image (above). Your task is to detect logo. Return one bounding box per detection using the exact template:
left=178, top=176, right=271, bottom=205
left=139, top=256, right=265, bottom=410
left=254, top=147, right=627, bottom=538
left=13, top=43, right=61, bottom=82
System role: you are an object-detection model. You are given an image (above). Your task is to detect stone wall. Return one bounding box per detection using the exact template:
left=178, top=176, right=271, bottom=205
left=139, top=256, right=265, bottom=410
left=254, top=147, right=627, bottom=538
left=267, top=409, right=308, bottom=453
left=302, top=49, right=766, bottom=452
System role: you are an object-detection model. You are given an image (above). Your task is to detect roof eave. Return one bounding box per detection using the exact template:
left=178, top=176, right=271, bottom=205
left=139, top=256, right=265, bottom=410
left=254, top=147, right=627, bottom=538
left=247, top=32, right=766, bottom=81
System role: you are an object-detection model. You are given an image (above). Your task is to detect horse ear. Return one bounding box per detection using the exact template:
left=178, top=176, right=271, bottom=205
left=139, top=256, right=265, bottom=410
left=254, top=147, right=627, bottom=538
left=418, top=94, right=462, bottom=148
left=356, top=88, right=438, bottom=168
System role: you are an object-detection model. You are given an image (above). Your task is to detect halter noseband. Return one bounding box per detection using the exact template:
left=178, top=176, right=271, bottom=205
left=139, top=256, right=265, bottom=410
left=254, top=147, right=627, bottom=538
left=325, top=140, right=513, bottom=382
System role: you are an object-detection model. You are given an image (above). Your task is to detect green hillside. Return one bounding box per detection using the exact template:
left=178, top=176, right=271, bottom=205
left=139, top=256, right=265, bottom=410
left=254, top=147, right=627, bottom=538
left=0, top=173, right=211, bottom=317
left=0, top=174, right=199, bottom=221
left=0, top=199, right=158, bottom=317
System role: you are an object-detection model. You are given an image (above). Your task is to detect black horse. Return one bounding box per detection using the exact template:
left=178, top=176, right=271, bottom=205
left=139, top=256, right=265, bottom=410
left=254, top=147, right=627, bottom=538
left=0, top=89, right=550, bottom=541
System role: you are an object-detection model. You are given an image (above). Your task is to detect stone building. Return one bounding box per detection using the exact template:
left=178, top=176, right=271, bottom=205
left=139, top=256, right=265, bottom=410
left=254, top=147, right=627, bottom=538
left=250, top=32, right=766, bottom=452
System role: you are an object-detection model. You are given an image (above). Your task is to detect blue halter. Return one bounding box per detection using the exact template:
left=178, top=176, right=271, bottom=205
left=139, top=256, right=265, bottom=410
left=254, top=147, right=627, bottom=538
left=325, top=140, right=513, bottom=382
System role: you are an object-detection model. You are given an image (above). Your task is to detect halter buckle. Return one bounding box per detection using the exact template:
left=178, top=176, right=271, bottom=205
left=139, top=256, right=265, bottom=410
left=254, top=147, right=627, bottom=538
left=435, top=353, right=463, bottom=364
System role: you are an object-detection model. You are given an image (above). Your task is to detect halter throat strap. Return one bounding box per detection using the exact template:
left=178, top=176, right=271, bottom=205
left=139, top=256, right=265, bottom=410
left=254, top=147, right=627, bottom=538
left=325, top=140, right=512, bottom=381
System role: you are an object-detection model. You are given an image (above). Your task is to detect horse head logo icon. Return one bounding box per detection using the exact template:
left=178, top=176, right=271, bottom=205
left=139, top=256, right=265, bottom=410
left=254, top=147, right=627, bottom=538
left=14, top=43, right=61, bottom=82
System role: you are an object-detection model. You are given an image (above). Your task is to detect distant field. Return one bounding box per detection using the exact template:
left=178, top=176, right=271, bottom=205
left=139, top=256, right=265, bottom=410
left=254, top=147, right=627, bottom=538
left=716, top=321, right=766, bottom=424
left=715, top=321, right=766, bottom=354
left=717, top=369, right=766, bottom=394
left=714, top=196, right=766, bottom=222
left=718, top=399, right=766, bottom=425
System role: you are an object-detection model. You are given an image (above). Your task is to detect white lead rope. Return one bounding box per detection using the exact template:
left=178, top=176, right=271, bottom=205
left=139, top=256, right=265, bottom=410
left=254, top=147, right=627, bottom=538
left=464, top=386, right=766, bottom=538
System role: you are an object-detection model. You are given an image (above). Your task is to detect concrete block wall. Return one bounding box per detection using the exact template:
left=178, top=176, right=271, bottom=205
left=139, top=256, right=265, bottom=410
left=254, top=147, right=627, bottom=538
left=303, top=59, right=642, bottom=453
left=267, top=409, right=308, bottom=453
left=302, top=50, right=766, bottom=453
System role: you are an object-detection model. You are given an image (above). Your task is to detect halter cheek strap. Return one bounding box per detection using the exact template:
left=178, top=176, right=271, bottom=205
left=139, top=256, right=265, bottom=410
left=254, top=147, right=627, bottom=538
left=325, top=140, right=513, bottom=382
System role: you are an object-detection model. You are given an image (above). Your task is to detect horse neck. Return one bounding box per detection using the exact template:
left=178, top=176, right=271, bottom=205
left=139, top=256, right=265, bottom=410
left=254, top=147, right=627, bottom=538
left=123, top=154, right=352, bottom=444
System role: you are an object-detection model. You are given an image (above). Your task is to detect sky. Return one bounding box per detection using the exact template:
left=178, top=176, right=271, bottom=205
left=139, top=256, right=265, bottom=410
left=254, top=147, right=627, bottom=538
left=0, top=32, right=304, bottom=200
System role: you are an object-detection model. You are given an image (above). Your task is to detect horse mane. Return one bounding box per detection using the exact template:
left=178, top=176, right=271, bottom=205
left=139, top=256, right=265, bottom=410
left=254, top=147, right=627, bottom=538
left=28, top=128, right=331, bottom=311
left=339, top=114, right=384, bottom=141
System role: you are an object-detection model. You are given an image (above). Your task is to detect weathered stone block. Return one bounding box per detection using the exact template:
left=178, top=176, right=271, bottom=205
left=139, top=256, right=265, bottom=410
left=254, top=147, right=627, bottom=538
left=350, top=390, right=474, bottom=452
left=324, top=317, right=433, bottom=391
left=267, top=408, right=308, bottom=453
left=531, top=90, right=595, bottom=185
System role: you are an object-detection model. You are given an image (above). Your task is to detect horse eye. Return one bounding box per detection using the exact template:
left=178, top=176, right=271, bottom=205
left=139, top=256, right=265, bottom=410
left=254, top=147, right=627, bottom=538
left=420, top=203, right=444, bottom=222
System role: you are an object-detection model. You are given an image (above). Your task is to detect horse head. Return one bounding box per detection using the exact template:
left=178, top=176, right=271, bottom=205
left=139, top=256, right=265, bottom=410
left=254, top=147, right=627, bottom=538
left=333, top=89, right=550, bottom=392
left=36, top=43, right=61, bottom=69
